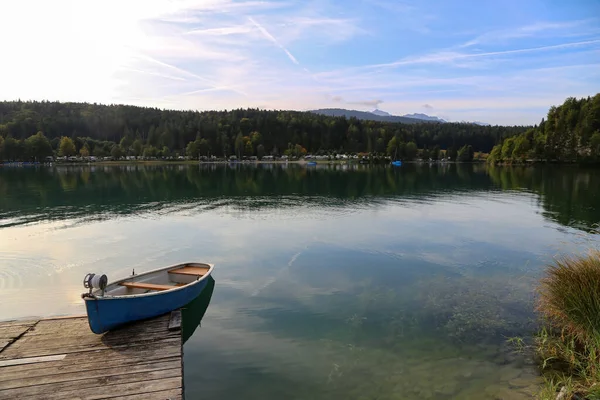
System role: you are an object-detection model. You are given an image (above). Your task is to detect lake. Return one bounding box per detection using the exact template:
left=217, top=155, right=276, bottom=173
left=1, top=163, right=599, bottom=399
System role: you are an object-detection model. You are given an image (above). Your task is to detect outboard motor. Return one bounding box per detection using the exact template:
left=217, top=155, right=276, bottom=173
left=82, top=273, right=108, bottom=298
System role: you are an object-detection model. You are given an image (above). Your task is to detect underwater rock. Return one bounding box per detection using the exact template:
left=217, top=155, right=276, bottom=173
left=519, top=384, right=540, bottom=397
left=416, top=386, right=434, bottom=399
left=497, top=365, right=522, bottom=381
left=433, top=379, right=459, bottom=396
left=484, top=384, right=531, bottom=400
left=508, top=375, right=539, bottom=388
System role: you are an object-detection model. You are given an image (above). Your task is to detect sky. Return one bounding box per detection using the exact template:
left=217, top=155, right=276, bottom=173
left=1, top=0, right=599, bottom=125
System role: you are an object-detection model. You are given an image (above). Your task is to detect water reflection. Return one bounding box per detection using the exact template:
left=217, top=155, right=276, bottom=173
left=182, top=276, right=215, bottom=345
left=1, top=164, right=599, bottom=232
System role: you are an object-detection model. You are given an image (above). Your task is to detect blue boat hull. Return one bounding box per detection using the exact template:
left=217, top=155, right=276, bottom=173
left=84, top=278, right=209, bottom=334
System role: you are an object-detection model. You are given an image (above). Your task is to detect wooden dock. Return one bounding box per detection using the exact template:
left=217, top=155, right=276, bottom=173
left=0, top=313, right=183, bottom=400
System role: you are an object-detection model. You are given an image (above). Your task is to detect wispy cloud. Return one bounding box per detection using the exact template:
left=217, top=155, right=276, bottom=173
left=186, top=25, right=254, bottom=36
left=248, top=16, right=299, bottom=65
left=460, top=19, right=600, bottom=48
left=359, top=39, right=600, bottom=70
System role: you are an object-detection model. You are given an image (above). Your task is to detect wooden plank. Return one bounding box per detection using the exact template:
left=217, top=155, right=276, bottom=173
left=0, top=359, right=181, bottom=390
left=0, top=354, right=180, bottom=380
left=0, top=320, right=38, bottom=328
left=0, top=342, right=10, bottom=353
left=0, top=321, right=37, bottom=354
left=0, top=330, right=180, bottom=355
left=0, top=354, right=66, bottom=368
left=98, top=388, right=182, bottom=400
left=9, top=323, right=177, bottom=346
left=41, top=315, right=87, bottom=321
left=168, top=266, right=209, bottom=276
left=120, top=282, right=176, bottom=291
left=25, top=316, right=169, bottom=337
left=0, top=369, right=181, bottom=399
left=18, top=318, right=92, bottom=337
left=0, top=319, right=178, bottom=353
left=38, top=377, right=181, bottom=400
left=1, top=337, right=181, bottom=360
left=0, top=314, right=182, bottom=399
left=168, top=311, right=181, bottom=331
left=0, top=325, right=35, bottom=338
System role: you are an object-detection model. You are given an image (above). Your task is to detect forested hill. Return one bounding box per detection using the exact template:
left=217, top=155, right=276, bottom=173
left=488, top=94, right=600, bottom=163
left=0, top=101, right=527, bottom=161
left=309, top=108, right=426, bottom=124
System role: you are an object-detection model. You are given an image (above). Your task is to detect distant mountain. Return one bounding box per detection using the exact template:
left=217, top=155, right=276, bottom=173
left=402, top=113, right=446, bottom=123
left=310, top=108, right=488, bottom=125
left=371, top=109, right=392, bottom=117
left=309, top=108, right=427, bottom=124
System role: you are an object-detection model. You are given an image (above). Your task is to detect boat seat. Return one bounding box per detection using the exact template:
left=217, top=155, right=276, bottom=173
left=120, top=282, right=177, bottom=291
left=168, top=266, right=209, bottom=276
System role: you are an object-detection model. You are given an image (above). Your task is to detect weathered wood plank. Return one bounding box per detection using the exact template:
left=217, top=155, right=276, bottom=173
left=0, top=369, right=181, bottom=399
left=168, top=310, right=181, bottom=331
left=5, top=327, right=180, bottom=348
left=0, top=342, right=10, bottom=353
left=99, top=388, right=182, bottom=400
left=40, top=314, right=87, bottom=320
left=0, top=314, right=182, bottom=399
left=40, top=377, right=181, bottom=400
left=0, top=325, right=35, bottom=339
left=0, top=334, right=180, bottom=359
left=24, top=316, right=169, bottom=337
left=0, top=354, right=66, bottom=368
left=0, top=321, right=37, bottom=354
left=0, top=360, right=181, bottom=390
left=0, top=320, right=38, bottom=328
left=2, top=327, right=179, bottom=351
left=0, top=346, right=181, bottom=377
left=0, top=350, right=180, bottom=379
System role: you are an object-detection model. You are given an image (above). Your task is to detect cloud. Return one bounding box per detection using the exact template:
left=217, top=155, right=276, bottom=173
left=364, top=39, right=600, bottom=70
left=248, top=16, right=300, bottom=65
left=276, top=16, right=366, bottom=44
left=348, top=99, right=383, bottom=107
left=186, top=25, right=254, bottom=36
left=326, top=96, right=382, bottom=108
left=460, top=19, right=599, bottom=48
left=422, top=104, right=433, bottom=110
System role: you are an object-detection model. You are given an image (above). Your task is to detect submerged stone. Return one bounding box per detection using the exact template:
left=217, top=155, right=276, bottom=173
left=497, top=365, right=522, bottom=382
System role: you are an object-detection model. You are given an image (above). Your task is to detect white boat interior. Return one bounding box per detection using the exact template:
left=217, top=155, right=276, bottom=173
left=99, top=263, right=212, bottom=296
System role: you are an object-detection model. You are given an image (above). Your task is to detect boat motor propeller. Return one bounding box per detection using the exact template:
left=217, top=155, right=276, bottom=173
left=82, top=273, right=108, bottom=298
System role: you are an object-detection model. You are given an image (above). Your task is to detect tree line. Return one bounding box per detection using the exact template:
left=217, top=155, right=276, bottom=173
left=0, top=100, right=529, bottom=162
left=488, top=94, right=600, bottom=163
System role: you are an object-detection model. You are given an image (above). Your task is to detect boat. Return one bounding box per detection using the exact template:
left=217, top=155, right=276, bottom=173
left=391, top=160, right=402, bottom=167
left=306, top=161, right=317, bottom=166
left=81, top=262, right=214, bottom=334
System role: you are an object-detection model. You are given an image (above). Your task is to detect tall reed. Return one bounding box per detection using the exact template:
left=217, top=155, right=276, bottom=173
left=536, top=251, right=600, bottom=398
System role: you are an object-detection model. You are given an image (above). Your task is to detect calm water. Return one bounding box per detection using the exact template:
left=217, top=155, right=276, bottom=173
left=1, top=163, right=599, bottom=399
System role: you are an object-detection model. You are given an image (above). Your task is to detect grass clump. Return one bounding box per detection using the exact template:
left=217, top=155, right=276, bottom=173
left=536, top=250, right=600, bottom=399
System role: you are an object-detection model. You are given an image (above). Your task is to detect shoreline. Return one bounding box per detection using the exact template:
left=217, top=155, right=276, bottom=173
left=1, top=160, right=488, bottom=167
